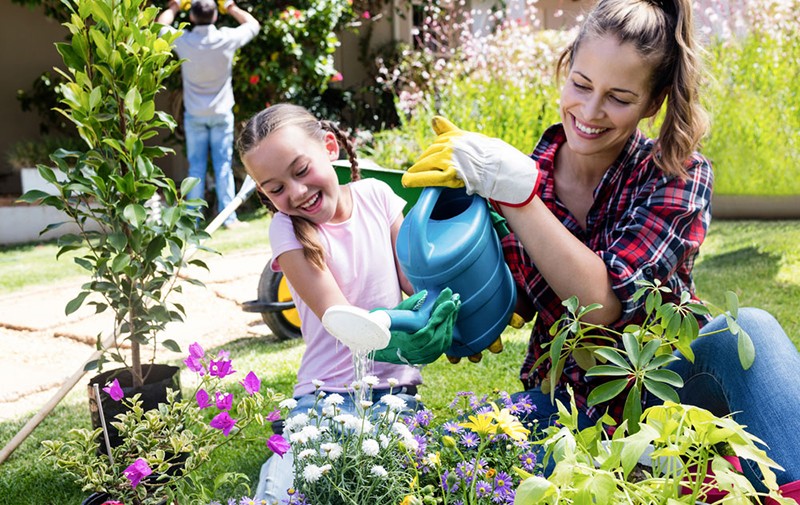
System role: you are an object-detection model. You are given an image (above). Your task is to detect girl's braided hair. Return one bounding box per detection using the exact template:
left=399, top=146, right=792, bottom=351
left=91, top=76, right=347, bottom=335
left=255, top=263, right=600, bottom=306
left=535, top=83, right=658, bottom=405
left=237, top=103, right=360, bottom=269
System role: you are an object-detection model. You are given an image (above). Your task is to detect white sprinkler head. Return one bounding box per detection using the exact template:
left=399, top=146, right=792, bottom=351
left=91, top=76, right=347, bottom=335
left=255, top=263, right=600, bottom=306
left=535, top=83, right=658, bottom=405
left=322, top=305, right=392, bottom=352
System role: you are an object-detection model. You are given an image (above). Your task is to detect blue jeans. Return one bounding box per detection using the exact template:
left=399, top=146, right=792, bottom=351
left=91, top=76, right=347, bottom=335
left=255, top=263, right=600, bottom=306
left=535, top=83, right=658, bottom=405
left=663, top=307, right=800, bottom=488
left=514, top=308, right=799, bottom=488
left=253, top=386, right=421, bottom=503
left=184, top=111, right=237, bottom=225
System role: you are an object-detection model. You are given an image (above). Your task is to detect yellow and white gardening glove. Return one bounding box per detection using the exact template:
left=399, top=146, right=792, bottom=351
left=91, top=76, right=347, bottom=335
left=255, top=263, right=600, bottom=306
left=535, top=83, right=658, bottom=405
left=403, top=116, right=542, bottom=207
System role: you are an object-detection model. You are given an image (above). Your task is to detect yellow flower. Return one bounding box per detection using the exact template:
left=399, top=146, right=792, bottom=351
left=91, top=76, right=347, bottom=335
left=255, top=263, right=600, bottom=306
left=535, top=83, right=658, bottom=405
left=459, top=412, right=497, bottom=437
left=489, top=403, right=530, bottom=441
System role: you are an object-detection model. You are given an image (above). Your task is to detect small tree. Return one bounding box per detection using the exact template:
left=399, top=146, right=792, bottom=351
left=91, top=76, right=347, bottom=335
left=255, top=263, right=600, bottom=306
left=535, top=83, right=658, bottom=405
left=19, top=0, right=207, bottom=387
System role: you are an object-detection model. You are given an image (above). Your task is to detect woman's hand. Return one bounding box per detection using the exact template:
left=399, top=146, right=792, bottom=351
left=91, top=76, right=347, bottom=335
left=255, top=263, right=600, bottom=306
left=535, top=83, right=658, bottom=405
left=403, top=116, right=542, bottom=207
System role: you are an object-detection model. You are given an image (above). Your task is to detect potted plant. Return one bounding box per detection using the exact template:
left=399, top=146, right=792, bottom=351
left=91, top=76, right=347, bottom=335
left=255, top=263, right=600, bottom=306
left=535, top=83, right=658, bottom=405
left=41, top=342, right=288, bottom=504
left=6, top=134, right=83, bottom=195
left=17, top=0, right=207, bottom=445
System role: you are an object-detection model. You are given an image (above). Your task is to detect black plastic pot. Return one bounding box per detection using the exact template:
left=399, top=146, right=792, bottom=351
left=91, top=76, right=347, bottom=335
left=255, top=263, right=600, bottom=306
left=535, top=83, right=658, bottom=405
left=87, top=363, right=181, bottom=452
left=81, top=491, right=167, bottom=505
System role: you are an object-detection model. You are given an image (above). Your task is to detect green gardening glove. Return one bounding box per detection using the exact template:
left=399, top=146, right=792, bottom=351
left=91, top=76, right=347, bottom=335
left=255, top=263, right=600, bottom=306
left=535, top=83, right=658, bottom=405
left=372, top=288, right=461, bottom=365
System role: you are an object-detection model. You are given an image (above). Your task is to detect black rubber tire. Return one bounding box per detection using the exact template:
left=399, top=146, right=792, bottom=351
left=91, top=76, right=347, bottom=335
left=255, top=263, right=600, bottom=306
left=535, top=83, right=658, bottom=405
left=258, top=266, right=302, bottom=341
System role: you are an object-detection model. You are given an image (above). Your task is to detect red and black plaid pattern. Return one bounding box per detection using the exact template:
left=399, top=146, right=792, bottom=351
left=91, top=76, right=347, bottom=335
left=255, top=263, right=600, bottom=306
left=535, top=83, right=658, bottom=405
left=502, top=124, right=714, bottom=423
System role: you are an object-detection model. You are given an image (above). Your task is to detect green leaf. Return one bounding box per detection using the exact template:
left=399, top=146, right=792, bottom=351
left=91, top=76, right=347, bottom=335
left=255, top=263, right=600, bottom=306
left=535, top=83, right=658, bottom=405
left=66, top=291, right=90, bottom=315
left=643, top=377, right=680, bottom=403
left=638, top=339, right=661, bottom=368
left=17, top=190, right=52, bottom=203
left=124, top=87, right=142, bottom=116
left=622, top=385, right=643, bottom=433
left=124, top=204, right=147, bottom=228
left=514, top=475, right=557, bottom=505
left=585, top=365, right=630, bottom=377
left=108, top=232, right=128, bottom=252
left=111, top=253, right=131, bottom=273
left=725, top=291, right=740, bottom=318
left=594, top=348, right=630, bottom=369
left=737, top=326, right=756, bottom=370
left=586, top=378, right=628, bottom=407
left=622, top=332, right=640, bottom=364
left=162, top=339, right=181, bottom=352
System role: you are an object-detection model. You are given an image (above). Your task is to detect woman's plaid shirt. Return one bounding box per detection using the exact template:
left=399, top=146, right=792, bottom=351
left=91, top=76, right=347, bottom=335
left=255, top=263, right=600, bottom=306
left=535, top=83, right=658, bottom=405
left=501, top=124, right=714, bottom=423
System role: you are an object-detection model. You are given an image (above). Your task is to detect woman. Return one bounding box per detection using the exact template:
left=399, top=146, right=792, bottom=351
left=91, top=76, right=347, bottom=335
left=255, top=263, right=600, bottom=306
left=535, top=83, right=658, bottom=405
left=402, top=0, right=800, bottom=493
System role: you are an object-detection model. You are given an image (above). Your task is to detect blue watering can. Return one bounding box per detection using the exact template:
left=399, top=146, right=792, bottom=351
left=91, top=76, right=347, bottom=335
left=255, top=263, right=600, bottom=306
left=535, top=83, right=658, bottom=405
left=393, top=186, right=517, bottom=358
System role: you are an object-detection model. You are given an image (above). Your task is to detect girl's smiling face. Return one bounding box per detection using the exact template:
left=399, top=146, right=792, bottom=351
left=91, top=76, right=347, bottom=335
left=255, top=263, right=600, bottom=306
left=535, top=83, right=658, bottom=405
left=560, top=34, right=663, bottom=167
left=242, top=125, right=343, bottom=224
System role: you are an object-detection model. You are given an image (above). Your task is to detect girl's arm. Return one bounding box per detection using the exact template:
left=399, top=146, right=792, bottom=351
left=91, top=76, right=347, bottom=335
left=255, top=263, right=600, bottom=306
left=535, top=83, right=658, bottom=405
left=501, top=197, right=622, bottom=326
left=277, top=249, right=349, bottom=320
left=390, top=213, right=414, bottom=296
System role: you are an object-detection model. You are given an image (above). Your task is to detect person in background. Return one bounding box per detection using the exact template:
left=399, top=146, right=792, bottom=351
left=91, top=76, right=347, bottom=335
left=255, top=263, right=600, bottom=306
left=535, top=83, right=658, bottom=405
left=236, top=103, right=459, bottom=502
left=402, top=0, right=800, bottom=495
left=157, top=0, right=258, bottom=229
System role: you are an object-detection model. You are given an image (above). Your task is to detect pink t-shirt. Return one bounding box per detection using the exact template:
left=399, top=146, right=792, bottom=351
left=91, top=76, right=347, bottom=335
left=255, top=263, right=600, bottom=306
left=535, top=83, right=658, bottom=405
left=269, top=178, right=423, bottom=396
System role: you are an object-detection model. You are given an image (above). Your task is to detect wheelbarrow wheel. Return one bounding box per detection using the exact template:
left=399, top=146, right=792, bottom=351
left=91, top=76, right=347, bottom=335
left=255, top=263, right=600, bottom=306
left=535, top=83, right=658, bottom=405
left=258, top=267, right=302, bottom=341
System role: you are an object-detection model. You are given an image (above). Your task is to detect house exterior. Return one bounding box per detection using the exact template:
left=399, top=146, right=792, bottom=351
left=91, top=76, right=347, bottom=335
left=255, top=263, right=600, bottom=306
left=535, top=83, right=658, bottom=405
left=0, top=0, right=591, bottom=197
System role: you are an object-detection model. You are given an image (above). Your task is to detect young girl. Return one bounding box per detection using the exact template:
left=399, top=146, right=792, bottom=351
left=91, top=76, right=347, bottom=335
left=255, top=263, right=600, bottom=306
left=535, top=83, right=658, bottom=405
left=404, top=0, right=800, bottom=493
left=236, top=103, right=457, bottom=501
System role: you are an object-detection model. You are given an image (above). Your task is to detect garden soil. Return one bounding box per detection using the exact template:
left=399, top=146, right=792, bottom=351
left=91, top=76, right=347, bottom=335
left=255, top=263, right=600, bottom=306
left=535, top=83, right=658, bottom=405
left=0, top=247, right=280, bottom=423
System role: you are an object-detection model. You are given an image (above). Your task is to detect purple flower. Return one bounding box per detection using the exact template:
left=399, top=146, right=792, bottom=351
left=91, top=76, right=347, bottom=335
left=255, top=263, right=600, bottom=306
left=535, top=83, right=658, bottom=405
left=241, top=371, right=261, bottom=395
left=196, top=389, right=213, bottom=409
left=414, top=409, right=433, bottom=427
left=210, top=411, right=237, bottom=436
left=184, top=342, right=206, bottom=374
left=494, top=471, right=513, bottom=494
left=102, top=379, right=124, bottom=401
left=442, top=421, right=463, bottom=434
left=209, top=358, right=235, bottom=379
left=475, top=480, right=492, bottom=498
left=460, top=431, right=479, bottom=448
left=215, top=392, right=233, bottom=411
left=123, top=458, right=152, bottom=488
left=265, top=409, right=281, bottom=422
left=267, top=434, right=290, bottom=457
left=519, top=452, right=537, bottom=471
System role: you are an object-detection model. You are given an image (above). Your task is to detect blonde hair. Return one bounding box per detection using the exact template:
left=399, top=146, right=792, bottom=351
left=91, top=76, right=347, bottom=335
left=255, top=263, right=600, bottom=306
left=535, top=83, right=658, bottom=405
left=237, top=103, right=361, bottom=270
left=557, top=0, right=709, bottom=178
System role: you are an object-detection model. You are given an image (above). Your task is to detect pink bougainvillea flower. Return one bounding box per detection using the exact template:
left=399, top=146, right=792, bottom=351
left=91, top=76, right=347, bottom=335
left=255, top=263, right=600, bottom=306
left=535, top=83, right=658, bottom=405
left=196, top=389, right=213, bottom=409
left=266, top=408, right=281, bottom=422
left=241, top=371, right=261, bottom=395
left=123, top=458, right=152, bottom=488
left=249, top=74, right=260, bottom=85
left=331, top=72, right=343, bottom=83
left=101, top=501, right=124, bottom=505
left=188, top=341, right=204, bottom=358
left=210, top=411, right=237, bottom=436
left=184, top=342, right=206, bottom=374
left=208, top=358, right=235, bottom=379
left=215, top=391, right=234, bottom=411
left=267, top=434, right=290, bottom=457
left=102, top=379, right=124, bottom=401
left=361, top=10, right=371, bottom=19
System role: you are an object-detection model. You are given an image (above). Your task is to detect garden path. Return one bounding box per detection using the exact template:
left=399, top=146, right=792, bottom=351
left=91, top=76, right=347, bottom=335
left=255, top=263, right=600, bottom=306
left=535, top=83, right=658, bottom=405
left=0, top=247, right=278, bottom=422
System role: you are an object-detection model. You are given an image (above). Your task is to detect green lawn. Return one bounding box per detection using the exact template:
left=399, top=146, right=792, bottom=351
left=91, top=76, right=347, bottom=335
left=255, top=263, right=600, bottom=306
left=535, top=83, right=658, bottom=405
left=0, top=218, right=798, bottom=504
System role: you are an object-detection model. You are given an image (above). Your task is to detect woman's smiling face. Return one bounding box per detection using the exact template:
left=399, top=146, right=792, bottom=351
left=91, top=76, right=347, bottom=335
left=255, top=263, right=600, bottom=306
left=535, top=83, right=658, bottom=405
left=560, top=34, right=662, bottom=166
left=242, top=124, right=342, bottom=224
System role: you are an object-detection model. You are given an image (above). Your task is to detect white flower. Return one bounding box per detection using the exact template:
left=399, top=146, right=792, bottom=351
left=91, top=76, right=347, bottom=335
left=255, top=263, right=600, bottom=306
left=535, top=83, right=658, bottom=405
left=324, top=393, right=345, bottom=406
left=289, top=425, right=321, bottom=445
left=303, top=464, right=324, bottom=483
left=284, top=413, right=309, bottom=433
left=370, top=465, right=388, bottom=478
left=322, top=404, right=336, bottom=417
left=297, top=449, right=316, bottom=460
left=360, top=400, right=373, bottom=409
left=279, top=398, right=298, bottom=410
left=362, top=438, right=380, bottom=457
left=321, top=442, right=343, bottom=461
left=317, top=390, right=327, bottom=398
left=380, top=394, right=407, bottom=412
left=379, top=434, right=391, bottom=448
left=333, top=413, right=360, bottom=427
left=387, top=377, right=399, bottom=387
left=363, top=375, right=380, bottom=387
left=312, top=379, right=325, bottom=388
